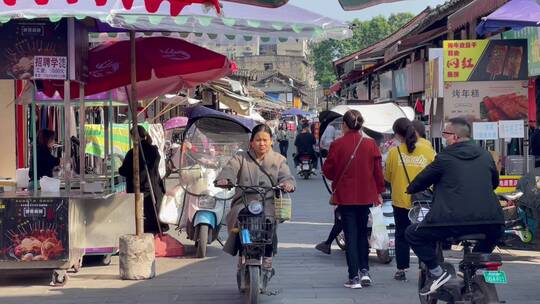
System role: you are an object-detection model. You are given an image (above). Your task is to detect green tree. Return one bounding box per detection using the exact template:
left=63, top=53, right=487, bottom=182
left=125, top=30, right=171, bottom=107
left=309, top=13, right=414, bottom=88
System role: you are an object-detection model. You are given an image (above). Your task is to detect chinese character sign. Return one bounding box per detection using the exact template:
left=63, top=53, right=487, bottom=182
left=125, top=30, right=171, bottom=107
left=33, top=56, right=67, bottom=80
left=472, top=122, right=499, bottom=140
left=444, top=81, right=528, bottom=122
left=499, top=120, right=525, bottom=139
left=444, top=39, right=528, bottom=82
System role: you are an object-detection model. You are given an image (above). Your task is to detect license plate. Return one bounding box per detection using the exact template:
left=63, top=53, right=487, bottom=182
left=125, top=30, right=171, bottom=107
left=483, top=271, right=507, bottom=284
left=302, top=165, right=310, bottom=170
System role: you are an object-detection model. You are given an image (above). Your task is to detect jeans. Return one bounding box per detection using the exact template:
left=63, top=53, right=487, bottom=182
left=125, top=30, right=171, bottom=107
left=393, top=206, right=412, bottom=270
left=325, top=207, right=343, bottom=245
left=405, top=224, right=504, bottom=270
left=340, top=205, right=371, bottom=279
left=278, top=140, right=289, bottom=158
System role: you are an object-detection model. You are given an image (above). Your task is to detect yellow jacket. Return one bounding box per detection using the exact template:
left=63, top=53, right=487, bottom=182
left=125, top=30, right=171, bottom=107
left=384, top=142, right=436, bottom=209
left=417, top=137, right=433, bottom=149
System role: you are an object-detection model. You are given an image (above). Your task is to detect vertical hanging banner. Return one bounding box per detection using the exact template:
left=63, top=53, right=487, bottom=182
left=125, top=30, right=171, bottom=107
left=444, top=39, right=528, bottom=82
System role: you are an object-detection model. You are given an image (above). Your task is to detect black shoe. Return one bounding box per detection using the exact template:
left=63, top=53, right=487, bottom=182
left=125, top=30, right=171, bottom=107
left=359, top=269, right=372, bottom=286
left=315, top=242, right=331, bottom=255
left=344, top=276, right=362, bottom=289
left=420, top=271, right=451, bottom=296
left=394, top=270, right=407, bottom=281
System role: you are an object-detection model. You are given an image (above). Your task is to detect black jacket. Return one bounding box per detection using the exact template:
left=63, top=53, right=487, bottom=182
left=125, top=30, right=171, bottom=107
left=29, top=145, right=60, bottom=181
left=407, top=140, right=504, bottom=227
left=294, top=132, right=316, bottom=155
left=530, top=128, right=540, bottom=157
left=119, top=142, right=165, bottom=197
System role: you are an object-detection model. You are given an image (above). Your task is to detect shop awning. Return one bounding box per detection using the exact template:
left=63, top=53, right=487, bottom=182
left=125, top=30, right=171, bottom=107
left=329, top=81, right=342, bottom=93
left=477, top=0, right=540, bottom=35
left=223, top=0, right=288, bottom=7
left=448, top=0, right=509, bottom=31
left=0, top=1, right=351, bottom=43
left=211, top=85, right=252, bottom=115
left=338, top=0, right=405, bottom=11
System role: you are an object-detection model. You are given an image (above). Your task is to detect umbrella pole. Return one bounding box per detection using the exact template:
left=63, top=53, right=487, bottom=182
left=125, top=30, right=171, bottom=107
left=130, top=31, right=144, bottom=236
left=119, top=30, right=155, bottom=281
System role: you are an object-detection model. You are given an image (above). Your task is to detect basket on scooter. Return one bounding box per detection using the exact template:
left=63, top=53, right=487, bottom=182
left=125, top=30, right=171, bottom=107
left=237, top=215, right=274, bottom=246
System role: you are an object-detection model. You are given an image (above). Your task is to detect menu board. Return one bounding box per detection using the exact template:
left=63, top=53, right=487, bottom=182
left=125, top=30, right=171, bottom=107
left=0, top=197, right=68, bottom=262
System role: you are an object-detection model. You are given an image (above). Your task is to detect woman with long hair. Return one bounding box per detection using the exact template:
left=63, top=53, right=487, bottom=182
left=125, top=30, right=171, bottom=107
left=384, top=118, right=436, bottom=281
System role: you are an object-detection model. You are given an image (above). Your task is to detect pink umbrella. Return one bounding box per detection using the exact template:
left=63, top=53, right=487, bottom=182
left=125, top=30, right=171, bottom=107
left=164, top=116, right=188, bottom=130
left=42, top=36, right=235, bottom=99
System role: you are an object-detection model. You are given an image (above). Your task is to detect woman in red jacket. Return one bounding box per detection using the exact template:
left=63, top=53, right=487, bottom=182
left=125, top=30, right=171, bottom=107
left=323, top=110, right=385, bottom=289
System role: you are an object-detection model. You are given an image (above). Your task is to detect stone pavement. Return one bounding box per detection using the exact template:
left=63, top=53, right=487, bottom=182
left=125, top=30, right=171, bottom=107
left=1, top=160, right=540, bottom=303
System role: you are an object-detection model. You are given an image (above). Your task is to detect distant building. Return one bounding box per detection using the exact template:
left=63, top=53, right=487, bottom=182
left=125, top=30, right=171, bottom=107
left=205, top=39, right=321, bottom=110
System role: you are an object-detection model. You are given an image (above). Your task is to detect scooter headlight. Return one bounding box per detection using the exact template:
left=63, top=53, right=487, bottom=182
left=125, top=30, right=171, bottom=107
left=198, top=196, right=216, bottom=209
left=248, top=201, right=263, bottom=215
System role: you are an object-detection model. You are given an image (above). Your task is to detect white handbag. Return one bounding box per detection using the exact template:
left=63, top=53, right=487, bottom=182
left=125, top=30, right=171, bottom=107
left=158, top=185, right=186, bottom=225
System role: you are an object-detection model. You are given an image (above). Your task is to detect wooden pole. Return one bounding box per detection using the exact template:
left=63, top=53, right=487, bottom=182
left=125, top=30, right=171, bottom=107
left=130, top=31, right=144, bottom=236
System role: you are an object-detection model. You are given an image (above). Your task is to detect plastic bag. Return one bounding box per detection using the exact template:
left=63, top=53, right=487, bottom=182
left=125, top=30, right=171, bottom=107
left=158, top=185, right=186, bottom=225
left=369, top=206, right=389, bottom=250
left=39, top=176, right=61, bottom=193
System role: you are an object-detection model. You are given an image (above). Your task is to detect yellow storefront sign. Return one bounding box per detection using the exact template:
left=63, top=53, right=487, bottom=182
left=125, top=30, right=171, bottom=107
left=443, top=40, right=489, bottom=82
left=495, top=175, right=521, bottom=194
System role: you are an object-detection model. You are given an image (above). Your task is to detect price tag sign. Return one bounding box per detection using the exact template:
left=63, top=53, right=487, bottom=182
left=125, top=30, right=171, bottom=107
left=473, top=122, right=499, bottom=140
left=499, top=120, right=525, bottom=139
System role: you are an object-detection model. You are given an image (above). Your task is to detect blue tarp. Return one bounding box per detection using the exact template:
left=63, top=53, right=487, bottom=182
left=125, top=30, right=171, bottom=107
left=186, top=106, right=257, bottom=132
left=282, top=108, right=310, bottom=116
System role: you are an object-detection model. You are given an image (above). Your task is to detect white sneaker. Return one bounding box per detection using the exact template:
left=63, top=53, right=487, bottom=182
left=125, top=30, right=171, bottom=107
left=360, top=269, right=372, bottom=287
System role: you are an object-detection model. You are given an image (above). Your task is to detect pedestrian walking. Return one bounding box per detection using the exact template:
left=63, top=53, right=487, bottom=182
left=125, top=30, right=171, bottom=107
left=322, top=110, right=385, bottom=289
left=384, top=118, right=436, bottom=281
left=314, top=206, right=342, bottom=254
left=276, top=122, right=290, bottom=158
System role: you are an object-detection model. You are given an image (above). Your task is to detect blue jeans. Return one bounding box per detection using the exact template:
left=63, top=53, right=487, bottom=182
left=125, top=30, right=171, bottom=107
left=340, top=205, right=371, bottom=279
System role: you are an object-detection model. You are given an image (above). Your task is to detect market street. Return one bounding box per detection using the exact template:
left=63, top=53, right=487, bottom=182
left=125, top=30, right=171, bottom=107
left=1, top=161, right=540, bottom=304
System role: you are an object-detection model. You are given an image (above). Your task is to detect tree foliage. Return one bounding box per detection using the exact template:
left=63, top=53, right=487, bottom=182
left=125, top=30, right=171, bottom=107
left=308, top=13, right=414, bottom=88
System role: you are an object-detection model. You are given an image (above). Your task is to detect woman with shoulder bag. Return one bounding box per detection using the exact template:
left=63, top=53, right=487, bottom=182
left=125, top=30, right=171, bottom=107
left=384, top=118, right=436, bottom=281
left=322, top=110, right=385, bottom=289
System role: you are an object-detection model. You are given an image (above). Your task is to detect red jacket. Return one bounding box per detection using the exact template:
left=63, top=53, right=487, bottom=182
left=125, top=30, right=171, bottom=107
left=323, top=131, right=385, bottom=205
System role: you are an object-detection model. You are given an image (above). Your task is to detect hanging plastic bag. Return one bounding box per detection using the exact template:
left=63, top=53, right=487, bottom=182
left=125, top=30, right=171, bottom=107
left=369, top=206, right=389, bottom=250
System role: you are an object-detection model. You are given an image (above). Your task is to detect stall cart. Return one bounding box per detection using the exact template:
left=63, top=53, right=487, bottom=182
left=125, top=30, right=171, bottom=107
left=0, top=190, right=134, bottom=285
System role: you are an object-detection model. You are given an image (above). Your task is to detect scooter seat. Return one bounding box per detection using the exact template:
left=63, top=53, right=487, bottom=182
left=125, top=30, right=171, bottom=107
left=463, top=252, right=502, bottom=264
left=446, top=234, right=486, bottom=243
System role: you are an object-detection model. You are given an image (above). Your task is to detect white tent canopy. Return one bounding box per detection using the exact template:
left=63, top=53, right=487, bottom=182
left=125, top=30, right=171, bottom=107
left=329, top=103, right=414, bottom=134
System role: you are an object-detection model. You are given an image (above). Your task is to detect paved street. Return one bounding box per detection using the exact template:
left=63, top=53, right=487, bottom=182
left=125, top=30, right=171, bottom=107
left=1, top=156, right=540, bottom=304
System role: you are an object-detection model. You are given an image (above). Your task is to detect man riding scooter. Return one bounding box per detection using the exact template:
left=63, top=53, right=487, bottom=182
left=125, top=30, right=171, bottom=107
left=294, top=123, right=317, bottom=174
left=405, top=117, right=505, bottom=296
